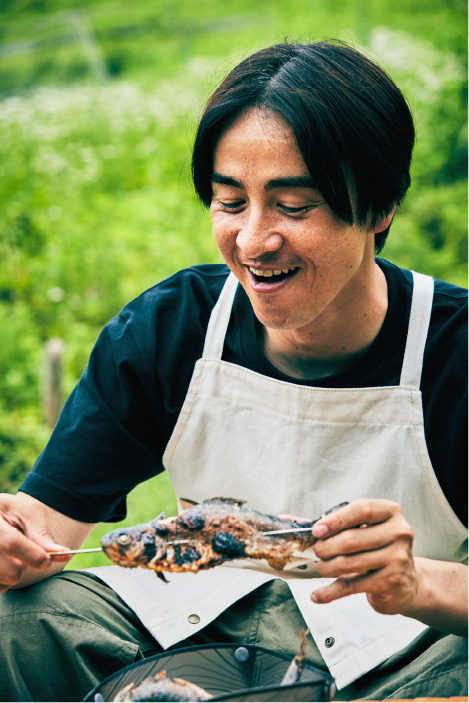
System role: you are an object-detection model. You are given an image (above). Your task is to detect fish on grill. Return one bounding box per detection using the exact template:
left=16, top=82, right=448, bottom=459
left=113, top=671, right=212, bottom=701
left=101, top=497, right=322, bottom=581
left=112, top=630, right=310, bottom=701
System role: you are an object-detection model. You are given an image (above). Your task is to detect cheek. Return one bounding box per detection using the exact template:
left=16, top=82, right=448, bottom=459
left=310, top=223, right=367, bottom=267
left=211, top=217, right=237, bottom=256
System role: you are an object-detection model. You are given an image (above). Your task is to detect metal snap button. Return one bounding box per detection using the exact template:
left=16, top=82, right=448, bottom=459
left=234, top=646, right=249, bottom=662
left=188, top=614, right=200, bottom=624
left=325, top=636, right=335, bottom=648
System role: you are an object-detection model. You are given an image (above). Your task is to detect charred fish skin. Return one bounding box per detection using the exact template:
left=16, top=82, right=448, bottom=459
left=101, top=497, right=320, bottom=577
left=113, top=672, right=212, bottom=702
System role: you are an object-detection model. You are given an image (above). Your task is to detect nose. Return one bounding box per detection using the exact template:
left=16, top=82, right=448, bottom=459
left=236, top=208, right=283, bottom=259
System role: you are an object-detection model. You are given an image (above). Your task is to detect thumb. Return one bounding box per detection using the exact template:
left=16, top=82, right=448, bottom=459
left=27, top=530, right=72, bottom=563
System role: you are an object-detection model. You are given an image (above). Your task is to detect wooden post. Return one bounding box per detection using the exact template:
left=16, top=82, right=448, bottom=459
left=43, top=338, right=64, bottom=430
left=68, top=11, right=109, bottom=84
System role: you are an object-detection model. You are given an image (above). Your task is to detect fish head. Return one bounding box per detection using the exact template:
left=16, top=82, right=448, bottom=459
left=101, top=523, right=165, bottom=567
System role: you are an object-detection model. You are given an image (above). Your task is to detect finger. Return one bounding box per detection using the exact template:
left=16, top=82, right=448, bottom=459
left=314, top=519, right=413, bottom=560
left=26, top=527, right=72, bottom=563
left=0, top=554, right=30, bottom=589
left=316, top=544, right=393, bottom=577
left=311, top=572, right=379, bottom=604
left=312, top=499, right=401, bottom=539
left=48, top=552, right=73, bottom=563
left=36, top=536, right=72, bottom=558
left=0, top=525, right=52, bottom=569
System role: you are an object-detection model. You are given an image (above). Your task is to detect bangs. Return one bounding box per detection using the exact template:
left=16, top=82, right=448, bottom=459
left=191, top=40, right=414, bottom=251
left=261, top=88, right=354, bottom=226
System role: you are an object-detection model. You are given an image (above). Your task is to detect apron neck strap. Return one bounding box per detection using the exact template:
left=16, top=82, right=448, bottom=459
left=202, top=272, right=239, bottom=360
left=399, top=271, right=434, bottom=388
left=203, top=269, right=434, bottom=389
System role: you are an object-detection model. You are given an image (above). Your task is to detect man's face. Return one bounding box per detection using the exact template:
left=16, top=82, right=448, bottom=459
left=210, top=107, right=378, bottom=334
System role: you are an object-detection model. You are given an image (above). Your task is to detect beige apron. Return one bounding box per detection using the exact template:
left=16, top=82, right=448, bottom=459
left=88, top=270, right=467, bottom=689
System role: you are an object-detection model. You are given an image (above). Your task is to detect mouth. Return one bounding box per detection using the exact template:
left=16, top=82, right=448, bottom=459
left=246, top=266, right=298, bottom=289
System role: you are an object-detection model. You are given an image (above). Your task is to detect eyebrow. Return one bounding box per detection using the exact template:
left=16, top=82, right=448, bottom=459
left=211, top=172, right=317, bottom=191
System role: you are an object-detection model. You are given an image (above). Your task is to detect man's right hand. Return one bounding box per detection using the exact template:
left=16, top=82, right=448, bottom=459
left=0, top=492, right=97, bottom=591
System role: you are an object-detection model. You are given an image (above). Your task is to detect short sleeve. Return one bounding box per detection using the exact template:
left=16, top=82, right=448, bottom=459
left=19, top=317, right=164, bottom=523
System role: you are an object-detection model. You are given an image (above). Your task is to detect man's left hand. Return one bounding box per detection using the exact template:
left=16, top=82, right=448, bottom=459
left=311, top=499, right=418, bottom=616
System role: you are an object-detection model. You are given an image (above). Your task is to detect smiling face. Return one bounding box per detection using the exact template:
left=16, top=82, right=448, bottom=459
left=210, top=108, right=389, bottom=345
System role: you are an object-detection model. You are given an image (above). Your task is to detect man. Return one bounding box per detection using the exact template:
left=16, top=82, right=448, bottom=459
left=0, top=40, right=467, bottom=701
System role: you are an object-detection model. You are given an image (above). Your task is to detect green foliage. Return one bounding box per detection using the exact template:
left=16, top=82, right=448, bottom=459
left=388, top=181, right=468, bottom=286
left=0, top=413, right=49, bottom=493
left=0, top=0, right=466, bottom=520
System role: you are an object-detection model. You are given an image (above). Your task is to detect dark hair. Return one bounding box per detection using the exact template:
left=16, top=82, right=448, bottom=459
left=191, top=40, right=415, bottom=253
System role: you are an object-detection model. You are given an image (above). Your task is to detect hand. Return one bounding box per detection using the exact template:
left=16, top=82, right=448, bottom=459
left=311, top=499, right=418, bottom=616
left=0, top=493, right=85, bottom=592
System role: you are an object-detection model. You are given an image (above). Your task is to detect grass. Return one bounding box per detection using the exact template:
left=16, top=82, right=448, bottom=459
left=0, top=0, right=466, bottom=540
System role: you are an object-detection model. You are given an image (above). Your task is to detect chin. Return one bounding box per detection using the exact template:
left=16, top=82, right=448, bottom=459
left=252, top=308, right=297, bottom=330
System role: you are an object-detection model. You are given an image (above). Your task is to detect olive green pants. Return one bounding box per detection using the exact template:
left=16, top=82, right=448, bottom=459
left=0, top=571, right=466, bottom=702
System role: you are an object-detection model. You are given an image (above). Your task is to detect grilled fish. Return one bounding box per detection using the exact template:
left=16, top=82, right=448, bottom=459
left=101, top=497, right=321, bottom=581
left=112, top=631, right=310, bottom=701
left=113, top=671, right=212, bottom=701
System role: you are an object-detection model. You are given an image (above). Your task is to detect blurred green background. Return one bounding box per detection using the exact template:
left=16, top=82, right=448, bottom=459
left=0, top=0, right=467, bottom=568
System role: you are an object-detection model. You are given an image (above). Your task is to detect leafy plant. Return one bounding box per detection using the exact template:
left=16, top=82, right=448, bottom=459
left=0, top=1, right=466, bottom=516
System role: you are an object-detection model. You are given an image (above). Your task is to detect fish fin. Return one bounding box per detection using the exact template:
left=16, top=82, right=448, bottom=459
left=291, top=519, right=315, bottom=529
left=206, top=497, right=246, bottom=506
left=151, top=511, right=166, bottom=523
left=296, top=540, right=316, bottom=552
left=180, top=498, right=199, bottom=513
left=266, top=556, right=288, bottom=570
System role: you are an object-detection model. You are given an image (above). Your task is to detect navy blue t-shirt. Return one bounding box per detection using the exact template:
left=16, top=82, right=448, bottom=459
left=20, top=258, right=468, bottom=526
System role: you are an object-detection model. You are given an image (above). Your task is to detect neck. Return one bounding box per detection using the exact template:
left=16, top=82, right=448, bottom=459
left=260, top=262, right=388, bottom=380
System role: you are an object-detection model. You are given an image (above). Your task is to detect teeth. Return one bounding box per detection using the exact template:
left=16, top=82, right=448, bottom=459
left=249, top=267, right=295, bottom=277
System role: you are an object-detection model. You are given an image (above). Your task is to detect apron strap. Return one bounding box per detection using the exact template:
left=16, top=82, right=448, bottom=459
left=204, top=269, right=434, bottom=386
left=399, top=271, right=434, bottom=388
left=202, top=272, right=239, bottom=360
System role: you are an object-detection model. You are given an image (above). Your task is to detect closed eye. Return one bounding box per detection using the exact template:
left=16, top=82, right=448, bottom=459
left=218, top=201, right=312, bottom=214
left=278, top=204, right=312, bottom=214
left=217, top=200, right=244, bottom=211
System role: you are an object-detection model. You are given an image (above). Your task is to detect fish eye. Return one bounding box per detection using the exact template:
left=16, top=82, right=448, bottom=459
left=117, top=534, right=130, bottom=544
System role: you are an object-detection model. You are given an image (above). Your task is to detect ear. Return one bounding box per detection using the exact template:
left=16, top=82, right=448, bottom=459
left=371, top=204, right=397, bottom=234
